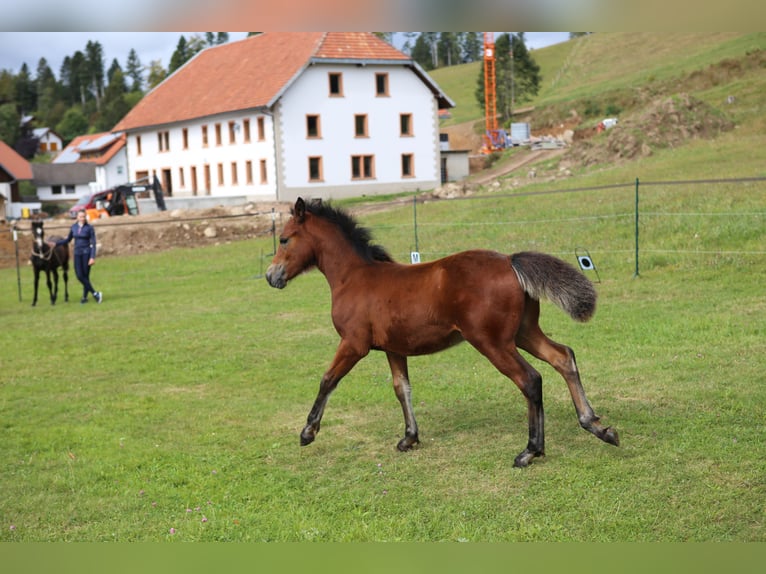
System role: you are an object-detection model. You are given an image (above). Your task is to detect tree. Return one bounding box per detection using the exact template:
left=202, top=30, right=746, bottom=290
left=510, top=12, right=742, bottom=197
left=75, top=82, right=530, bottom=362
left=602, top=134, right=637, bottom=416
left=107, top=58, right=124, bottom=87
left=35, top=57, right=59, bottom=126
left=0, top=70, right=16, bottom=104
left=95, top=68, right=130, bottom=132
left=168, top=36, right=190, bottom=74
left=125, top=49, right=144, bottom=92
left=15, top=63, right=36, bottom=115
left=147, top=60, right=167, bottom=90
left=506, top=33, right=541, bottom=114
left=437, top=33, right=460, bottom=67
left=55, top=107, right=88, bottom=144
left=461, top=32, right=482, bottom=63
left=0, top=102, right=21, bottom=146
left=411, top=34, right=434, bottom=71
left=85, top=41, right=105, bottom=110
left=60, top=51, right=90, bottom=107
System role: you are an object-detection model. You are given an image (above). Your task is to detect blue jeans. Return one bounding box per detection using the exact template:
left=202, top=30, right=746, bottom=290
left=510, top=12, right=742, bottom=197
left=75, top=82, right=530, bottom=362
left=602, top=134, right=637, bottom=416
left=73, top=252, right=96, bottom=299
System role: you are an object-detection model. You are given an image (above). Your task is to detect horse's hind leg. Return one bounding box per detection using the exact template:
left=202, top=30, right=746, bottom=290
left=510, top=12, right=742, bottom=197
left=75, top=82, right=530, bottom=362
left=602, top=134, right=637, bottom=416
left=467, top=336, right=545, bottom=467
left=386, top=352, right=419, bottom=451
left=516, top=299, right=619, bottom=447
left=62, top=263, right=69, bottom=302
left=50, top=269, right=59, bottom=305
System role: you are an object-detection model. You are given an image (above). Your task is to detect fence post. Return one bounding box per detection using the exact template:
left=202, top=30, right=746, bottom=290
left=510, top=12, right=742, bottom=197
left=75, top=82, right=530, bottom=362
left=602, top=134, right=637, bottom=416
left=634, top=177, right=640, bottom=278
left=413, top=194, right=419, bottom=254
left=13, top=223, right=22, bottom=302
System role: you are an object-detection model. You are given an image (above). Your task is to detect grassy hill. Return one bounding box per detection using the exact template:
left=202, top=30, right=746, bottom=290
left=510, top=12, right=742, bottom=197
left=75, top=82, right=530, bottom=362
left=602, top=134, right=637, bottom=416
left=429, top=32, right=766, bottom=182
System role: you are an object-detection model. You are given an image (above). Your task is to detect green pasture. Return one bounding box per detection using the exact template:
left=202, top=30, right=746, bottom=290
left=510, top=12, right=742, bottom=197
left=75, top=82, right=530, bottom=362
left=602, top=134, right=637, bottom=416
left=1, top=177, right=764, bottom=542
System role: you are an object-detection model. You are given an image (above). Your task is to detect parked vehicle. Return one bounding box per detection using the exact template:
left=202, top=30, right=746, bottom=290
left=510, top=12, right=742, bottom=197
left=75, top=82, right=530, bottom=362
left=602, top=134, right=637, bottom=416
left=68, top=186, right=140, bottom=219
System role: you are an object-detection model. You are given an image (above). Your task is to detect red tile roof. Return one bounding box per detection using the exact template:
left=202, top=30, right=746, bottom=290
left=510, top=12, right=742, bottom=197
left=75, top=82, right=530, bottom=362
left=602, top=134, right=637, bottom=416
left=113, top=32, right=415, bottom=132
left=0, top=139, right=33, bottom=180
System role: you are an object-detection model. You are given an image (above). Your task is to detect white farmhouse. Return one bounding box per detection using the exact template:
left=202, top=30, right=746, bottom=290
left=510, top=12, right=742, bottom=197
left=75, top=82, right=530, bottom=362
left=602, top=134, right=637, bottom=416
left=112, top=32, right=454, bottom=203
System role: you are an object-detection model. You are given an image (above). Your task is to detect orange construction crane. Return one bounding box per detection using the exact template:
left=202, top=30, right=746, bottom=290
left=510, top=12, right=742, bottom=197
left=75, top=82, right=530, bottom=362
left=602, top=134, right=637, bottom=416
left=482, top=32, right=505, bottom=153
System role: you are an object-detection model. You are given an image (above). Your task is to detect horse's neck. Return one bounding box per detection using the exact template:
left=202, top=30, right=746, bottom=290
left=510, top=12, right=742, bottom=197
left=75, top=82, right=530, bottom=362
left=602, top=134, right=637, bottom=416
left=315, top=235, right=367, bottom=288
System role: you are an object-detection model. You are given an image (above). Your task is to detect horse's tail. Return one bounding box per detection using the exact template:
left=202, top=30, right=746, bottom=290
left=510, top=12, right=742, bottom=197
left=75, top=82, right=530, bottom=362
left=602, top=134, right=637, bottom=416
left=511, top=251, right=597, bottom=322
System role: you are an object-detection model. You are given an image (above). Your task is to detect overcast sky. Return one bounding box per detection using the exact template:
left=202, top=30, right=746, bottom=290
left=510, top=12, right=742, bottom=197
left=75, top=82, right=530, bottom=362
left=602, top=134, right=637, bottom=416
left=0, top=32, right=570, bottom=77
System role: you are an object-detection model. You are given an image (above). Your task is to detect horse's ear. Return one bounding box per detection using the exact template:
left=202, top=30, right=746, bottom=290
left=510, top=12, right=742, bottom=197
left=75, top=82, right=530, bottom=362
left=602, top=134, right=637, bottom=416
left=294, top=197, right=306, bottom=223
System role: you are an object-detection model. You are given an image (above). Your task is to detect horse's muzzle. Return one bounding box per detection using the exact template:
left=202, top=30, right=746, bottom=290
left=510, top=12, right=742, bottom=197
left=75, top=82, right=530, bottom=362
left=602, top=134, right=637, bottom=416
left=265, top=264, right=287, bottom=289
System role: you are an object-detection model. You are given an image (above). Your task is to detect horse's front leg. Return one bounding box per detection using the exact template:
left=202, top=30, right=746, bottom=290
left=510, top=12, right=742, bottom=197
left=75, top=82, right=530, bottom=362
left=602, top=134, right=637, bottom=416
left=386, top=352, right=419, bottom=451
left=32, top=267, right=40, bottom=307
left=300, top=340, right=365, bottom=446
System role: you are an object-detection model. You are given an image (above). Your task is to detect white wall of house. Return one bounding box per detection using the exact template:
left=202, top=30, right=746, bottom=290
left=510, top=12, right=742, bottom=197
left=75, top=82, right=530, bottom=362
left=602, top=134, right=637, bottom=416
left=94, top=147, right=129, bottom=191
left=275, top=64, right=440, bottom=201
left=125, top=112, right=277, bottom=200
left=35, top=182, right=92, bottom=202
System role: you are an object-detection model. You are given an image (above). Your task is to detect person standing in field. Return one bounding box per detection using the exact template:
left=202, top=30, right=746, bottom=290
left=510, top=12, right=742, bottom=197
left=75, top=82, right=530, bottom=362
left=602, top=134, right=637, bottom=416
left=56, top=210, right=103, bottom=304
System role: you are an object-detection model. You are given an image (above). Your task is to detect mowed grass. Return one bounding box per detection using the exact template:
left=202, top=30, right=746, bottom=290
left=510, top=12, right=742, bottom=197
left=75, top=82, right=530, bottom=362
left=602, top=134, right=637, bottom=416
left=1, top=177, right=764, bottom=541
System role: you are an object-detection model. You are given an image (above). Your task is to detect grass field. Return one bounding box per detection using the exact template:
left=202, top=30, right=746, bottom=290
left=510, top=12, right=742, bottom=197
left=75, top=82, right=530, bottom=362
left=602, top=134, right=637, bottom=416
left=1, top=176, right=764, bottom=541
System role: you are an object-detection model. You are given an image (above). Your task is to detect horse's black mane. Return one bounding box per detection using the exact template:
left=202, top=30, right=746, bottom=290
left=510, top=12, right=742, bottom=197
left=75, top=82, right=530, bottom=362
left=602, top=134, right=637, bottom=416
left=304, top=200, right=394, bottom=263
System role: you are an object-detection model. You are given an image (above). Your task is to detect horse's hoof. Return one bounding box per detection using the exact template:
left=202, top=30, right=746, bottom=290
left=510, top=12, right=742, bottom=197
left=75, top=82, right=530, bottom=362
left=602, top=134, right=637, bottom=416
left=513, top=449, right=544, bottom=468
left=300, top=428, right=316, bottom=446
left=396, top=435, right=419, bottom=452
left=602, top=427, right=620, bottom=447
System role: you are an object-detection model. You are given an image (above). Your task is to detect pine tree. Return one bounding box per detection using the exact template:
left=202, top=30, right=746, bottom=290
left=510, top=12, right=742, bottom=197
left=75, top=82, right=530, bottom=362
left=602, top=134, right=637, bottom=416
left=125, top=49, right=144, bottom=93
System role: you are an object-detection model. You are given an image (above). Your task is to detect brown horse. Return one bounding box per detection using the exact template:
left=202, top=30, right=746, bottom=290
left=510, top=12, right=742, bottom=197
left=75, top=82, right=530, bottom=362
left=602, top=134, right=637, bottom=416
left=30, top=221, right=69, bottom=306
left=266, top=198, right=619, bottom=467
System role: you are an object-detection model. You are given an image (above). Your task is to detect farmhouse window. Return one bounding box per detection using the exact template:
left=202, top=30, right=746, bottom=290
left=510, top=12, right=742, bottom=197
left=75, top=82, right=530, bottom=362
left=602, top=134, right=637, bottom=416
left=306, top=115, right=321, bottom=138
left=228, top=121, right=237, bottom=144
left=215, top=124, right=222, bottom=146
left=136, top=135, right=142, bottom=156
left=182, top=128, right=189, bottom=149
left=354, top=114, right=369, bottom=137
left=375, top=73, right=389, bottom=96
left=217, top=163, right=224, bottom=185
left=201, top=125, right=209, bottom=147
left=400, top=113, right=413, bottom=136
left=309, top=157, right=323, bottom=182
left=246, top=160, right=253, bottom=185
left=158, top=131, right=170, bottom=152
left=260, top=159, right=268, bottom=184
left=351, top=155, right=375, bottom=180
left=243, top=119, right=251, bottom=142
left=191, top=166, right=198, bottom=195
left=231, top=162, right=238, bottom=185
left=402, top=154, right=414, bottom=177
left=328, top=72, right=343, bottom=96
left=257, top=117, right=265, bottom=141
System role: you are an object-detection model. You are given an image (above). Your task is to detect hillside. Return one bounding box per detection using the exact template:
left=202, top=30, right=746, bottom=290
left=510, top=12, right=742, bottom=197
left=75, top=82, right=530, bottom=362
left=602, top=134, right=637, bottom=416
left=429, top=32, right=766, bottom=185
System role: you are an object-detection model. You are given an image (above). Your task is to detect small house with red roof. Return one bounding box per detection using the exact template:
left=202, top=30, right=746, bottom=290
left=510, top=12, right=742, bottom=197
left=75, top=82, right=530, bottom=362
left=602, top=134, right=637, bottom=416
left=37, top=131, right=128, bottom=202
left=113, top=32, right=454, bottom=203
left=0, top=139, right=34, bottom=220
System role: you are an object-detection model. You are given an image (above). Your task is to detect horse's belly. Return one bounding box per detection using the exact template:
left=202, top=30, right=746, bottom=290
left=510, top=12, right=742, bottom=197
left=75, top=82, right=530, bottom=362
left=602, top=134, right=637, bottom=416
left=373, top=323, right=464, bottom=356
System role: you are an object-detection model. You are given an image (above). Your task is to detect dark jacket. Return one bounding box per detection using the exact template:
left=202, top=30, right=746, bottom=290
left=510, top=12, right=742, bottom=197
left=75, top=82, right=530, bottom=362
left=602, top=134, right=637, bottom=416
left=57, top=222, right=97, bottom=259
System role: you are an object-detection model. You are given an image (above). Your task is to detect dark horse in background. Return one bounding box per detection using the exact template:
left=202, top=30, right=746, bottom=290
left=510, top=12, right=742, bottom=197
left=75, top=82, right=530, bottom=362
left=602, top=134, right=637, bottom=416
left=30, top=220, right=69, bottom=306
left=266, top=198, right=619, bottom=467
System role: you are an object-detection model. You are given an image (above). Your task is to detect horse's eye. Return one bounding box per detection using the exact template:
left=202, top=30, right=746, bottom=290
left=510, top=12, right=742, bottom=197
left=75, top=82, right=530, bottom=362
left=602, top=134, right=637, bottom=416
left=279, top=237, right=289, bottom=246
